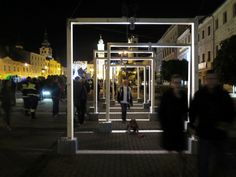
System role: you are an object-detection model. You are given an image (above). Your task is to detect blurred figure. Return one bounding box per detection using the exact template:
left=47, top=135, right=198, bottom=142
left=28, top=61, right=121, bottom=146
left=20, top=77, right=31, bottom=116
left=158, top=74, right=188, bottom=177
left=27, top=78, right=39, bottom=119
left=117, top=79, right=133, bottom=123
left=189, top=70, right=235, bottom=177
left=10, top=78, right=16, bottom=106
left=1, top=80, right=12, bottom=131
left=51, top=77, right=61, bottom=117
left=74, top=77, right=88, bottom=125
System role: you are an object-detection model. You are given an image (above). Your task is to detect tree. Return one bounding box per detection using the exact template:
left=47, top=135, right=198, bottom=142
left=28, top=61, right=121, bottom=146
left=161, top=59, right=188, bottom=82
left=213, top=35, right=236, bottom=85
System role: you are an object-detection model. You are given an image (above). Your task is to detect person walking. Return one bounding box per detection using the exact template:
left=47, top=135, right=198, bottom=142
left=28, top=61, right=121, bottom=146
left=27, top=78, right=39, bottom=119
left=117, top=79, right=133, bottom=123
left=158, top=74, right=188, bottom=177
left=0, top=80, right=13, bottom=131
left=51, top=77, right=61, bottom=117
left=74, top=77, right=88, bottom=125
left=189, top=70, right=235, bottom=177
left=21, top=77, right=31, bottom=116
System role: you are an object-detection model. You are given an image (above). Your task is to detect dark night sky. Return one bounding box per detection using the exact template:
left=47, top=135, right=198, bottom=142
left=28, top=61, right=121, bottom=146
left=0, top=0, right=226, bottom=66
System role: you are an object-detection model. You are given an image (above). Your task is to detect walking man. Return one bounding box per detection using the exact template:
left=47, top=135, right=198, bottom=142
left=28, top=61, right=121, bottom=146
left=189, top=70, right=235, bottom=177
left=117, top=79, right=133, bottom=122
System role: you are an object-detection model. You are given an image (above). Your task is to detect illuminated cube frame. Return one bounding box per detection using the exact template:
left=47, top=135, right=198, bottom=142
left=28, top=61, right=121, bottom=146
left=67, top=18, right=198, bottom=140
left=93, top=49, right=154, bottom=114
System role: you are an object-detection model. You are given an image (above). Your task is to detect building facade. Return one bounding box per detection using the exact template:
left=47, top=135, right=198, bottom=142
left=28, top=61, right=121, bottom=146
left=157, top=25, right=187, bottom=61
left=159, top=0, right=236, bottom=86
left=0, top=32, right=62, bottom=79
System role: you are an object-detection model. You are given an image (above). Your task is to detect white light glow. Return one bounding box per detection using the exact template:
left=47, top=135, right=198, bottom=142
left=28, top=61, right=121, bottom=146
left=111, top=130, right=163, bottom=133
left=42, top=90, right=51, bottom=96
left=98, top=119, right=150, bottom=121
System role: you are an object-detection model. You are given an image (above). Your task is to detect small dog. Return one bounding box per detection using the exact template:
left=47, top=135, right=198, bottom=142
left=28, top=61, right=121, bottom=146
left=127, top=118, right=139, bottom=134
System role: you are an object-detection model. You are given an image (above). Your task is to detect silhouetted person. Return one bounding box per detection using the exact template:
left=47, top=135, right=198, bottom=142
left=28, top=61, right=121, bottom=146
left=74, top=77, right=88, bottom=125
left=158, top=74, right=188, bottom=177
left=51, top=77, right=61, bottom=117
left=189, top=70, right=235, bottom=177
left=20, top=77, right=31, bottom=116
left=27, top=78, right=39, bottom=119
left=1, top=80, right=12, bottom=131
left=117, top=79, right=133, bottom=123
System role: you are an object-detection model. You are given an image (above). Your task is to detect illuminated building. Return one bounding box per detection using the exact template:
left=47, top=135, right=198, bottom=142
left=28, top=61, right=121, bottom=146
left=0, top=31, right=62, bottom=79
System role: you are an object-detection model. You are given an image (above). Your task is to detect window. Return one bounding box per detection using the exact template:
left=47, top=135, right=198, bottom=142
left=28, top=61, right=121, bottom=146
left=233, top=3, right=236, bottom=17
left=202, top=53, right=205, bottom=62
left=215, top=19, right=219, bottom=30
left=208, top=26, right=211, bottom=36
left=208, top=51, right=211, bottom=62
left=3, top=65, right=6, bottom=71
left=216, top=45, right=219, bottom=55
left=223, top=11, right=227, bottom=24
left=202, top=30, right=205, bottom=39
left=8, top=66, right=10, bottom=71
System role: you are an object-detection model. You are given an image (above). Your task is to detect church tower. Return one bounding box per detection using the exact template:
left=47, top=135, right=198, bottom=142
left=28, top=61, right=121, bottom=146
left=97, top=35, right=105, bottom=79
left=40, top=30, right=52, bottom=58
left=97, top=34, right=105, bottom=58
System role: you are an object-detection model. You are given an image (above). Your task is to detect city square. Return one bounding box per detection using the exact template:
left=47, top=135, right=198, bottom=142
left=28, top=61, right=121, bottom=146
left=1, top=0, right=236, bottom=177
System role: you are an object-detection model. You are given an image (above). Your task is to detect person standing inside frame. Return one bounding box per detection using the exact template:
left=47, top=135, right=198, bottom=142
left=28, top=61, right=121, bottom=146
left=117, top=79, right=133, bottom=123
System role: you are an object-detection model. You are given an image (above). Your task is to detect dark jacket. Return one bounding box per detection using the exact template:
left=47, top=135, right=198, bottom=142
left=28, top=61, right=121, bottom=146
left=74, top=81, right=87, bottom=107
left=189, top=86, right=235, bottom=140
left=117, top=86, right=133, bottom=105
left=158, top=88, right=188, bottom=151
left=1, top=86, right=12, bottom=110
left=51, top=82, right=61, bottom=100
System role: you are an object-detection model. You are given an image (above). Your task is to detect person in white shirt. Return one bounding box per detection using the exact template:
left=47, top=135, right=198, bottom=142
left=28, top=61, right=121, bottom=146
left=117, top=79, right=133, bottom=122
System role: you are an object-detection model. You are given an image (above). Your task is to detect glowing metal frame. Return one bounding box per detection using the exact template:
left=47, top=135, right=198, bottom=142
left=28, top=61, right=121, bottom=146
left=67, top=18, right=198, bottom=144
left=94, top=50, right=154, bottom=114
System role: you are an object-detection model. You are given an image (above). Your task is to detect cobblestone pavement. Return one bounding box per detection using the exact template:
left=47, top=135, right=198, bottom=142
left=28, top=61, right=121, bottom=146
left=0, top=97, right=235, bottom=177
